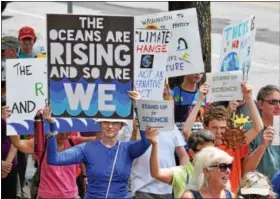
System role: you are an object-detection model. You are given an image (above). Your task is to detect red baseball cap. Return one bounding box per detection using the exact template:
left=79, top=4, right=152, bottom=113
left=18, top=26, right=36, bottom=40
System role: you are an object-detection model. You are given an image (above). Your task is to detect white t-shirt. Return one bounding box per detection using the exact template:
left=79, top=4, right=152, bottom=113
left=131, top=124, right=186, bottom=195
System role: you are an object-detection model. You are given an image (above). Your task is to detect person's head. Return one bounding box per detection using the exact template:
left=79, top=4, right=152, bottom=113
left=203, top=106, right=228, bottom=145
left=184, top=73, right=204, bottom=85
left=257, top=85, right=280, bottom=119
left=238, top=172, right=276, bottom=199
left=188, top=146, right=233, bottom=191
left=97, top=119, right=126, bottom=139
left=188, top=130, right=215, bottom=159
left=1, top=36, right=19, bottom=60
left=18, top=26, right=36, bottom=54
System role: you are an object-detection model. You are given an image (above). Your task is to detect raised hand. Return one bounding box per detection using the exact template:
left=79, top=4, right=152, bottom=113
left=42, top=104, right=55, bottom=123
left=145, top=127, right=159, bottom=145
left=199, top=82, right=209, bottom=101
left=262, top=126, right=275, bottom=147
left=1, top=106, right=11, bottom=120
left=128, top=85, right=141, bottom=105
left=241, top=81, right=253, bottom=101
left=163, top=79, right=173, bottom=100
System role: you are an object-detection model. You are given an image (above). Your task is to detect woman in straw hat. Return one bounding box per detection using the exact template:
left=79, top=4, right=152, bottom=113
left=45, top=90, right=156, bottom=199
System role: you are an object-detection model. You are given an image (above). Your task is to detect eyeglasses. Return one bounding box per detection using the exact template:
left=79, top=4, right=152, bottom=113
left=209, top=163, right=233, bottom=172
left=262, top=99, right=280, bottom=105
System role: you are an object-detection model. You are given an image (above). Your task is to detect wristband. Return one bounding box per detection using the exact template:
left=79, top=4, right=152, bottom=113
left=49, top=122, right=58, bottom=132
left=47, top=131, right=58, bottom=138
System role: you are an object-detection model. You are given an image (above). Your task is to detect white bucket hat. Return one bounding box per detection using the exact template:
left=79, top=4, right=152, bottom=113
left=95, top=118, right=128, bottom=125
left=240, top=172, right=271, bottom=196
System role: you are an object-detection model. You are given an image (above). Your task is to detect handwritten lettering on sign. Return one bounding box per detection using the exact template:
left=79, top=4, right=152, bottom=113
left=6, top=58, right=47, bottom=135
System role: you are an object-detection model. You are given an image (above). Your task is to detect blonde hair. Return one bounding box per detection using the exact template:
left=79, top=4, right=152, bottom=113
left=187, top=146, right=233, bottom=191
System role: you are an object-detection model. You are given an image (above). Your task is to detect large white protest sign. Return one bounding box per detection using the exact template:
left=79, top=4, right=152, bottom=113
left=217, top=15, right=256, bottom=81
left=134, top=16, right=170, bottom=100
left=135, top=9, right=204, bottom=79
left=207, top=71, right=243, bottom=102
left=273, top=115, right=280, bottom=146
left=6, top=58, right=47, bottom=135
left=136, top=100, right=174, bottom=131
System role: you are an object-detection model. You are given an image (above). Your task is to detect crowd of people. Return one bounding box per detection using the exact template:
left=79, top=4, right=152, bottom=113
left=1, top=25, right=280, bottom=199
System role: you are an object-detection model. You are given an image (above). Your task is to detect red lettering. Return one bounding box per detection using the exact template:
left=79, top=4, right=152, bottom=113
left=136, top=44, right=167, bottom=53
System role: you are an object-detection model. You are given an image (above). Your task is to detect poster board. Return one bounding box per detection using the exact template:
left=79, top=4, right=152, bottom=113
left=136, top=100, right=174, bottom=131
left=207, top=71, right=243, bottom=102
left=218, top=15, right=256, bottom=81
left=47, top=14, right=134, bottom=120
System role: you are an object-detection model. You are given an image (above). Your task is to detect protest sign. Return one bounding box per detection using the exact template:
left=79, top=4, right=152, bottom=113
left=135, top=8, right=204, bottom=79
left=6, top=58, right=47, bottom=135
left=218, top=15, right=256, bottom=81
left=134, top=16, right=170, bottom=100
left=273, top=115, right=280, bottom=146
left=47, top=14, right=134, bottom=120
left=136, top=100, right=174, bottom=131
left=5, top=58, right=101, bottom=135
left=207, top=71, right=243, bottom=102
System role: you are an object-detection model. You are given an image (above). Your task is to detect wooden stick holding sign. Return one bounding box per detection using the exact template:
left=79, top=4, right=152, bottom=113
left=136, top=100, right=174, bottom=131
left=273, top=115, right=280, bottom=146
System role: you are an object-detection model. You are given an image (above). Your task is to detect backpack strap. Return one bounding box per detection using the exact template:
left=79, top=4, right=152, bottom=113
left=190, top=190, right=203, bottom=199
left=225, top=189, right=232, bottom=199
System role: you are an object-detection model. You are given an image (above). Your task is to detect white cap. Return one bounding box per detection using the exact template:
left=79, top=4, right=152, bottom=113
left=240, top=173, right=271, bottom=196
left=95, top=118, right=128, bottom=125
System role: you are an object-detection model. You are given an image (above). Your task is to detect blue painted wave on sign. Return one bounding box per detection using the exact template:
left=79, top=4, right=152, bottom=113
left=50, top=78, right=132, bottom=118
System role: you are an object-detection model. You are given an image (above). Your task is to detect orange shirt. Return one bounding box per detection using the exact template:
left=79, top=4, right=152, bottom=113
left=217, top=144, right=249, bottom=193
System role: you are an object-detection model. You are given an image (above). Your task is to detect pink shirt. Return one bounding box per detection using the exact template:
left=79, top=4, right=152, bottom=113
left=37, top=137, right=82, bottom=198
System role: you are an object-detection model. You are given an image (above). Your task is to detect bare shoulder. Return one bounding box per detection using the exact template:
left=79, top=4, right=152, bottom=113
left=181, top=191, right=194, bottom=199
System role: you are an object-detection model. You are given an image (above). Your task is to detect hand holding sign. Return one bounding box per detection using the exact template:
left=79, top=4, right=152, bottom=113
left=199, top=82, right=209, bottom=101
left=43, top=104, right=56, bottom=123
left=146, top=127, right=159, bottom=145
left=1, top=106, right=11, bottom=120
left=163, top=79, right=173, bottom=101
left=261, top=126, right=275, bottom=147
left=241, top=81, right=253, bottom=101
left=128, top=85, right=141, bottom=106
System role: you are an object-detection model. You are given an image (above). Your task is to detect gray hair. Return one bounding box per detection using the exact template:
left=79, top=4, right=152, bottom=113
left=257, top=85, right=280, bottom=101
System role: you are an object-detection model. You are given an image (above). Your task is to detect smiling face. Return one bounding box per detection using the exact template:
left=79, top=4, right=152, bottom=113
left=100, top=122, right=123, bottom=139
left=205, top=160, right=232, bottom=189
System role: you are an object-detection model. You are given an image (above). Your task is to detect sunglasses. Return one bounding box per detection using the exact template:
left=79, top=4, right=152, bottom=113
left=209, top=163, right=233, bottom=172
left=263, top=99, right=280, bottom=105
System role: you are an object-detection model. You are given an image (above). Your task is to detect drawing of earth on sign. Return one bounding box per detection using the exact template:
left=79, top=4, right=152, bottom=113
left=221, top=52, right=240, bottom=72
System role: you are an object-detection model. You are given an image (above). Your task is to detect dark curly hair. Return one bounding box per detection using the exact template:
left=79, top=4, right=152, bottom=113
left=203, top=106, right=228, bottom=126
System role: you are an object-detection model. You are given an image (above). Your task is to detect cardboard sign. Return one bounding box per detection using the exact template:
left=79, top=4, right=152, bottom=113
left=135, top=8, right=204, bottom=78
left=47, top=14, right=134, bottom=120
left=207, top=71, right=243, bottom=102
left=136, top=100, right=174, bottom=131
left=134, top=17, right=169, bottom=100
left=273, top=115, right=280, bottom=146
left=218, top=15, right=256, bottom=81
left=6, top=58, right=47, bottom=135
left=5, top=58, right=101, bottom=135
